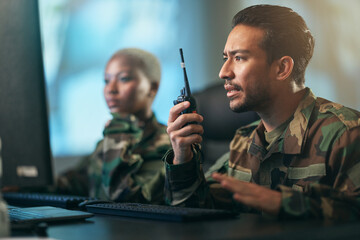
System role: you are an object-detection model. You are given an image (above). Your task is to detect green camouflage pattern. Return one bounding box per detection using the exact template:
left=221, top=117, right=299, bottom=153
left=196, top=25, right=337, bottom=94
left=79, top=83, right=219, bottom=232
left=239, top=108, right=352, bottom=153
left=164, top=88, right=360, bottom=220
left=57, top=113, right=171, bottom=204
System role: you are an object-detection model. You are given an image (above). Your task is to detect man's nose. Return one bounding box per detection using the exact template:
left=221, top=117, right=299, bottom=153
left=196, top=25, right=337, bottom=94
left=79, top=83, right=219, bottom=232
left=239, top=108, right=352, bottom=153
left=219, top=59, right=234, bottom=81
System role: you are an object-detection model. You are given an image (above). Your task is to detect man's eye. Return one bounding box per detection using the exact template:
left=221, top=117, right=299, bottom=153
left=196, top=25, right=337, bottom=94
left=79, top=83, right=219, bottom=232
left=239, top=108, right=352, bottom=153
left=235, top=56, right=242, bottom=61
left=223, top=57, right=228, bottom=62
left=104, top=79, right=109, bottom=85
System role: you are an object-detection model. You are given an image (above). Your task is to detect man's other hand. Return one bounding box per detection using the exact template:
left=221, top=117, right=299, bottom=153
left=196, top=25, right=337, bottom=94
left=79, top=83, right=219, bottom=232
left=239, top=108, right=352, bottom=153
left=212, top=172, right=281, bottom=216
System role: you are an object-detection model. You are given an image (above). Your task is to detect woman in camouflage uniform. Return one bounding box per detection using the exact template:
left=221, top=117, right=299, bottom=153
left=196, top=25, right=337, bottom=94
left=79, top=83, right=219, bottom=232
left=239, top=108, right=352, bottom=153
left=57, top=48, right=171, bottom=204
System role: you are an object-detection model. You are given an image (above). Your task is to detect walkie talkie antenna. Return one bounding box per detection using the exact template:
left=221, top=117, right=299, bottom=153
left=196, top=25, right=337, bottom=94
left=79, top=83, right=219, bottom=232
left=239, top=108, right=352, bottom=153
left=174, top=48, right=197, bottom=115
left=179, top=48, right=191, bottom=96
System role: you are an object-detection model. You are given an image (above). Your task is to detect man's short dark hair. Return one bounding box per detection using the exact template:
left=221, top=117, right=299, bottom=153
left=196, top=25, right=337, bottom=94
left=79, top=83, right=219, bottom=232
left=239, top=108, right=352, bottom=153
left=232, top=5, right=315, bottom=85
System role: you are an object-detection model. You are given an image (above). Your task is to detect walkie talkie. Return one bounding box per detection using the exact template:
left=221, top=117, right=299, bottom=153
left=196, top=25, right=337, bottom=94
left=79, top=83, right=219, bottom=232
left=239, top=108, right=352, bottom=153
left=173, top=48, right=197, bottom=115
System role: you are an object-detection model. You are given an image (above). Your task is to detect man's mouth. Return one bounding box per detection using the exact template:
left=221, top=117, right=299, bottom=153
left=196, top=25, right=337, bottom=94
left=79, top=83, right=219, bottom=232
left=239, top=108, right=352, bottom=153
left=224, top=84, right=242, bottom=98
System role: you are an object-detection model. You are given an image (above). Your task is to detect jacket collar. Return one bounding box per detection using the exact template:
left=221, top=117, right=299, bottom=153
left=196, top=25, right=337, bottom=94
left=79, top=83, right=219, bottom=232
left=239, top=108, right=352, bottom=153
left=249, top=88, right=316, bottom=158
left=283, top=88, right=316, bottom=154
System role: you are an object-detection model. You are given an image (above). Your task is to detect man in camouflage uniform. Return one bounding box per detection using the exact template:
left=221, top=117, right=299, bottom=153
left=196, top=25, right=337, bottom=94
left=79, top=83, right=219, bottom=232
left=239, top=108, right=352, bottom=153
left=164, top=5, right=360, bottom=220
left=56, top=48, right=171, bottom=204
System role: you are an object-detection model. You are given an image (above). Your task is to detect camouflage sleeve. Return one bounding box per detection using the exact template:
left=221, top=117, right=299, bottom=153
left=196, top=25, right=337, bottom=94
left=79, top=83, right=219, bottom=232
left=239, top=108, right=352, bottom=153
left=278, top=126, right=360, bottom=220
left=164, top=147, right=234, bottom=209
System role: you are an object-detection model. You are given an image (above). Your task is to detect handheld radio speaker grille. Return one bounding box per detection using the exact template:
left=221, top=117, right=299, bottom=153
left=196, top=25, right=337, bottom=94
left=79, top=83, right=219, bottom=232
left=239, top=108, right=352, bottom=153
left=173, top=48, right=197, bottom=114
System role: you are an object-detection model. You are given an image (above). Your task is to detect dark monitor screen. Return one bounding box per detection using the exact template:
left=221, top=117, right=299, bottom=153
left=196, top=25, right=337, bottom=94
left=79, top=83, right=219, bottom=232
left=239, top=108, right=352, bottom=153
left=0, top=0, right=54, bottom=188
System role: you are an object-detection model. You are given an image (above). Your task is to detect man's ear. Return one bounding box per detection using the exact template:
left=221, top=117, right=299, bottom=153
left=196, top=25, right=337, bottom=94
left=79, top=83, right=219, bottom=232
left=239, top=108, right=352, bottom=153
left=149, top=82, right=159, bottom=98
left=276, top=56, right=294, bottom=81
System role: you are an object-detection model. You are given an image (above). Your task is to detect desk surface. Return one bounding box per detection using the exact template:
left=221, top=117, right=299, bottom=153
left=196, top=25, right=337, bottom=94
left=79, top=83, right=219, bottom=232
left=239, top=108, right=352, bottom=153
left=12, top=213, right=360, bottom=240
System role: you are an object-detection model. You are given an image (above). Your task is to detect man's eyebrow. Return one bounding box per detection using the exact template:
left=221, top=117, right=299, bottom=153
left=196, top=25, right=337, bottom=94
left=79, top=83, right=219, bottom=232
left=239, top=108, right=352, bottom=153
left=223, top=49, right=250, bottom=56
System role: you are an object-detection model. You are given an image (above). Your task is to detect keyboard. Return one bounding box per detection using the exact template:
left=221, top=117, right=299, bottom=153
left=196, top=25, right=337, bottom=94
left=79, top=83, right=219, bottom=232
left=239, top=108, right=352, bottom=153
left=3, top=192, right=94, bottom=209
left=86, top=202, right=239, bottom=222
left=8, top=205, right=93, bottom=224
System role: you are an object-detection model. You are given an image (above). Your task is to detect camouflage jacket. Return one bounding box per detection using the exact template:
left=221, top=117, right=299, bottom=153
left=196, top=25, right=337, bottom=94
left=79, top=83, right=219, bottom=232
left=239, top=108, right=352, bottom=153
left=164, top=88, right=360, bottom=220
left=57, top=113, right=171, bottom=204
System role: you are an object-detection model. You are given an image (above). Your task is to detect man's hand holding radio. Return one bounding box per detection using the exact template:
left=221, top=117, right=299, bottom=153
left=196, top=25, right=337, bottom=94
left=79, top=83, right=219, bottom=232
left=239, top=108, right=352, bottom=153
left=167, top=101, right=203, bottom=165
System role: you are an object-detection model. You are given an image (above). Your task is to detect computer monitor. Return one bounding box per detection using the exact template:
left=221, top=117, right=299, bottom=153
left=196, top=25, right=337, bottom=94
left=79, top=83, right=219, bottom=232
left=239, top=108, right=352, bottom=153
left=0, top=0, right=54, bottom=188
